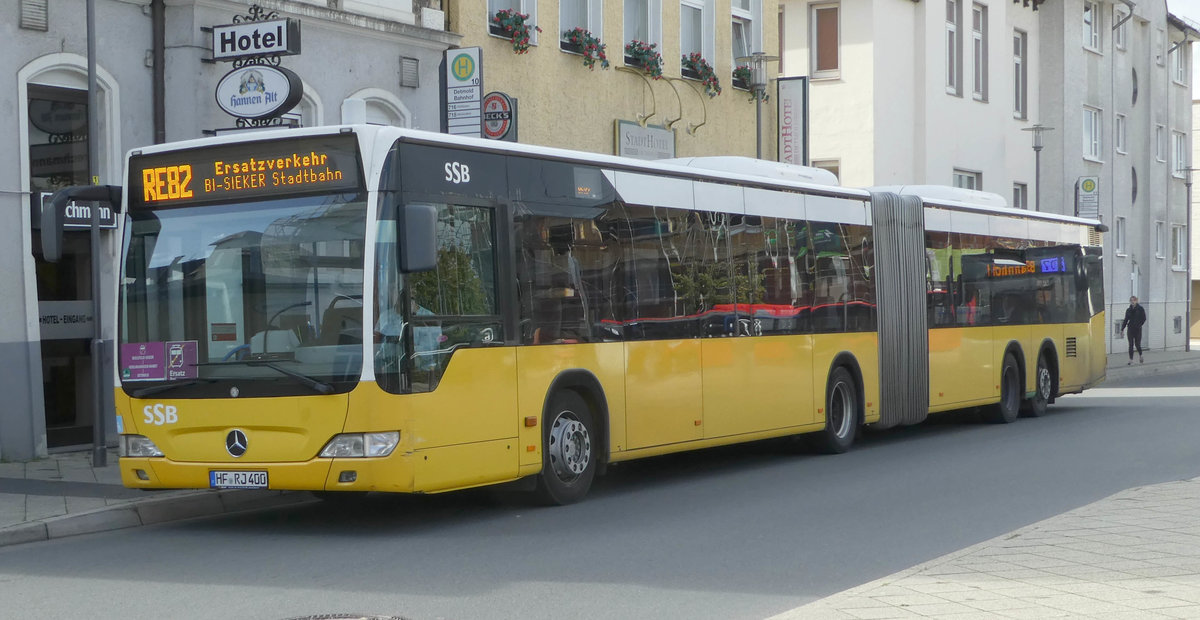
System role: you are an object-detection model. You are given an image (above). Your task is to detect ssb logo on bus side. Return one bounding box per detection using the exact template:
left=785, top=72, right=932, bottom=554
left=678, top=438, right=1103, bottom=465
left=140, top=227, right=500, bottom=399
left=444, top=161, right=470, bottom=184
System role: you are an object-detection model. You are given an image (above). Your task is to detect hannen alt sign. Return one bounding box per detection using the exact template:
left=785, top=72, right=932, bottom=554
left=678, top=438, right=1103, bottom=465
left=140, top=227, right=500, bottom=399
left=215, top=65, right=303, bottom=120
left=212, top=19, right=301, bottom=61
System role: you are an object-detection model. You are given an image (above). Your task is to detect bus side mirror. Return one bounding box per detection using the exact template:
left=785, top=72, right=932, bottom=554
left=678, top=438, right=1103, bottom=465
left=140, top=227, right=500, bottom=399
left=398, top=203, right=437, bottom=273
left=41, top=185, right=122, bottom=263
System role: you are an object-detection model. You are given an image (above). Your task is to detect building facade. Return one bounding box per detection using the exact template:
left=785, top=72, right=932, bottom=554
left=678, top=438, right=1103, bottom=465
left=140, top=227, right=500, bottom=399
left=448, top=1, right=779, bottom=158
left=2, top=0, right=456, bottom=461
left=780, top=0, right=1194, bottom=354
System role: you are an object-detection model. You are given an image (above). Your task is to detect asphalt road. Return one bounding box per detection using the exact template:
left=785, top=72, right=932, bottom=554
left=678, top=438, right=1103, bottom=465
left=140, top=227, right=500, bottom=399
left=2, top=370, right=1199, bottom=620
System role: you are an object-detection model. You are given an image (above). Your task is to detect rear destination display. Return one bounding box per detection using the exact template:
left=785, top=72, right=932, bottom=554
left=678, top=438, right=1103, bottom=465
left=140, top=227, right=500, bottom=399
left=129, top=134, right=362, bottom=208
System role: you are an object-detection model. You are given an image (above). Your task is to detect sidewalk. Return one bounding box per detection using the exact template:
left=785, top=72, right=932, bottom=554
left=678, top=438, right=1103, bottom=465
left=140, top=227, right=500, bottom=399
left=1, top=345, right=1198, bottom=553
left=772, top=477, right=1200, bottom=620
left=0, top=448, right=309, bottom=547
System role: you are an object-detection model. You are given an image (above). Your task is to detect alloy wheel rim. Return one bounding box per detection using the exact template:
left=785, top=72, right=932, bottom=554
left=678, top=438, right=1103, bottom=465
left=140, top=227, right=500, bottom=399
left=549, top=413, right=591, bottom=481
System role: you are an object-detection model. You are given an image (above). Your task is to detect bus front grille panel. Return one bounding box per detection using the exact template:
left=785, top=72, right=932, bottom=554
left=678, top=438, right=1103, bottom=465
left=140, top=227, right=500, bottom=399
left=870, top=193, right=930, bottom=428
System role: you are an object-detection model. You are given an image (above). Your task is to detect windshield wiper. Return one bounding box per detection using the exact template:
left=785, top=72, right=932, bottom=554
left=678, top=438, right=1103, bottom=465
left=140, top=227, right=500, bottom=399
left=128, top=379, right=216, bottom=399
left=194, top=360, right=335, bottom=395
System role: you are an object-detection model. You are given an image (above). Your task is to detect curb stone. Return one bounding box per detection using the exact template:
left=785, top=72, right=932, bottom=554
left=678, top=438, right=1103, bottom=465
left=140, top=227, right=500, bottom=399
left=0, top=489, right=311, bottom=548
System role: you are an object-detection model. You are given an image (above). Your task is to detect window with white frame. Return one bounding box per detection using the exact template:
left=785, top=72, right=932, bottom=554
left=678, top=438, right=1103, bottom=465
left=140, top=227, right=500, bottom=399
left=1012, top=183, right=1028, bottom=209
left=489, top=0, right=539, bottom=46
left=1171, top=42, right=1188, bottom=85
left=972, top=4, right=987, bottom=100
left=731, top=0, right=761, bottom=73
left=1155, top=221, right=1165, bottom=258
left=1156, top=124, right=1166, bottom=161
left=1013, top=30, right=1027, bottom=118
left=1083, top=106, right=1101, bottom=160
left=561, top=0, right=602, bottom=46
left=1113, top=6, right=1127, bottom=50
left=1115, top=114, right=1127, bottom=153
left=1082, top=1, right=1100, bottom=52
left=1115, top=216, right=1127, bottom=255
left=946, top=0, right=962, bottom=95
left=811, top=159, right=840, bottom=182
left=680, top=0, right=714, bottom=65
left=1172, top=225, right=1187, bottom=268
left=624, top=0, right=662, bottom=54
left=1173, top=131, right=1187, bottom=177
left=811, top=3, right=840, bottom=79
left=953, top=168, right=981, bottom=190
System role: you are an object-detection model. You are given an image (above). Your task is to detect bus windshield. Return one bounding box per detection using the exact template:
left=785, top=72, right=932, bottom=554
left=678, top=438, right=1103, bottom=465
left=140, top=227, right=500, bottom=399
left=119, top=193, right=367, bottom=397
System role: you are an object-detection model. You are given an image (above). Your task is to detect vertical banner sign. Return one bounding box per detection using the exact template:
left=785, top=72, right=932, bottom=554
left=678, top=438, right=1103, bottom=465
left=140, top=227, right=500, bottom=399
left=777, top=76, right=809, bottom=166
left=1075, top=176, right=1100, bottom=219
left=444, top=47, right=483, bottom=137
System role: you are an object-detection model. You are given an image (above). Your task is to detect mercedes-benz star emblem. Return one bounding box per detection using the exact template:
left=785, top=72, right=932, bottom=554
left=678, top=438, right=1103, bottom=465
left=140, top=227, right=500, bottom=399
left=226, top=429, right=248, bottom=458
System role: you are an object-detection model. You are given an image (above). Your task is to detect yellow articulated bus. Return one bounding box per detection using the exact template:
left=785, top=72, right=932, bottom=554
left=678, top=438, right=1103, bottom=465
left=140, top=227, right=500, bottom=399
left=113, top=125, right=1106, bottom=504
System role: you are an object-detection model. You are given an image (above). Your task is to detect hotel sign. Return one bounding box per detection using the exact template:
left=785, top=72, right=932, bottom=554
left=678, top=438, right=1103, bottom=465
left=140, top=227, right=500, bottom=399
left=615, top=121, right=675, bottom=160
left=212, top=19, right=301, bottom=61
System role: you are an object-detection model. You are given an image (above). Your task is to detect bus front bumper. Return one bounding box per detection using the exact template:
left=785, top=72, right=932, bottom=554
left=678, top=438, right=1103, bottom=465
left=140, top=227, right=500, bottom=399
left=119, top=455, right=417, bottom=494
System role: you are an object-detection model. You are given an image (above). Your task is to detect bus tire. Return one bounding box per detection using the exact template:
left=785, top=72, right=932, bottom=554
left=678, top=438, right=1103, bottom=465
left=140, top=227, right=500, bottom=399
left=1021, top=353, right=1052, bottom=418
left=535, top=390, right=596, bottom=505
left=810, top=366, right=858, bottom=454
left=983, top=353, right=1021, bottom=424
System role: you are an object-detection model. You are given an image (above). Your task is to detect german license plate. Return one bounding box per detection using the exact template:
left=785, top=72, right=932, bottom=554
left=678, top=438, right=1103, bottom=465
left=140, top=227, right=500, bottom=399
left=209, top=470, right=268, bottom=489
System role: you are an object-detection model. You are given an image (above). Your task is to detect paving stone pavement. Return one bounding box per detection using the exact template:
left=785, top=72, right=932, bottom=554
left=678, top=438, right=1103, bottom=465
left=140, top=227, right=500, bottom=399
left=771, top=476, right=1200, bottom=619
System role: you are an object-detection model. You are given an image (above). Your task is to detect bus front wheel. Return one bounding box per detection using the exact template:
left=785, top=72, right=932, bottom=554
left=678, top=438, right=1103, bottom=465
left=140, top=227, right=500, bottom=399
left=810, top=366, right=858, bottom=454
left=1021, top=354, right=1052, bottom=418
left=535, top=391, right=596, bottom=505
left=983, top=353, right=1021, bottom=424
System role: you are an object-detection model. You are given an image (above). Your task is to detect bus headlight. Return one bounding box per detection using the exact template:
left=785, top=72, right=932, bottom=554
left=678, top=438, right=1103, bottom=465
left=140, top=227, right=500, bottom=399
left=120, top=435, right=164, bottom=458
left=319, top=432, right=400, bottom=458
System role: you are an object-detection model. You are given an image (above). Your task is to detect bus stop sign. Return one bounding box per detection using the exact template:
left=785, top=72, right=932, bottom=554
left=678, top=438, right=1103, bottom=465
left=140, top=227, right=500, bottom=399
left=482, top=91, right=517, bottom=142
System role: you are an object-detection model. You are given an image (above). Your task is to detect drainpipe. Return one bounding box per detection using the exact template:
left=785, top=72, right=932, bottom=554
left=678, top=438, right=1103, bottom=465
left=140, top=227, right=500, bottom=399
left=152, top=0, right=165, bottom=144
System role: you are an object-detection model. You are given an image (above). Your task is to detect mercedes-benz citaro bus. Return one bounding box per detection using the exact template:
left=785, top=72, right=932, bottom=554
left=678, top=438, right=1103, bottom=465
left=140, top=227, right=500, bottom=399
left=115, top=124, right=1107, bottom=504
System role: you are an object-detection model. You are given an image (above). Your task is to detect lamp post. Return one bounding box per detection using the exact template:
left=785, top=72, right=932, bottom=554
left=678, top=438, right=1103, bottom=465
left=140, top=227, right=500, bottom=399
left=736, top=52, right=779, bottom=159
left=1183, top=164, right=1195, bottom=352
left=1021, top=124, right=1053, bottom=211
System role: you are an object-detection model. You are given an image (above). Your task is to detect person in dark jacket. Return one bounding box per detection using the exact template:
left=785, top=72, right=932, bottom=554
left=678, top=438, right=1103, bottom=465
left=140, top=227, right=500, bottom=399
left=1119, top=296, right=1147, bottom=364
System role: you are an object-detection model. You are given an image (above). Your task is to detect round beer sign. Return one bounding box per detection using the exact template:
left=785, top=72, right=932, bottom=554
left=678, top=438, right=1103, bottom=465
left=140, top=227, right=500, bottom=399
left=214, top=65, right=304, bottom=120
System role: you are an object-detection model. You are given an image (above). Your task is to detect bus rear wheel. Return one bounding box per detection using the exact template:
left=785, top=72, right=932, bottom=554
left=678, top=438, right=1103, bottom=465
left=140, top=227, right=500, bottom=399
left=1021, top=354, right=1052, bottom=418
left=535, top=391, right=596, bottom=505
left=810, top=366, right=858, bottom=454
left=983, top=353, right=1021, bottom=424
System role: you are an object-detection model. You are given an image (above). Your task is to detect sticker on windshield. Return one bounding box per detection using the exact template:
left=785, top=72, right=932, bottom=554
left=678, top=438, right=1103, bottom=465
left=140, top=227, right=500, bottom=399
left=166, top=341, right=198, bottom=380
left=121, top=340, right=198, bottom=381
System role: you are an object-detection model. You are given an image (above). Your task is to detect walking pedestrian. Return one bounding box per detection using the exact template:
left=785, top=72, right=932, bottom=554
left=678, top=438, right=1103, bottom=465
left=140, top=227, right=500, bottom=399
left=1119, top=295, right=1147, bottom=365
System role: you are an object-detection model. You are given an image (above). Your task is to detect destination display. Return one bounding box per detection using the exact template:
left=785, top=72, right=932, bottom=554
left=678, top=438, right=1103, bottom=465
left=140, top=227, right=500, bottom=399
left=128, top=134, right=363, bottom=209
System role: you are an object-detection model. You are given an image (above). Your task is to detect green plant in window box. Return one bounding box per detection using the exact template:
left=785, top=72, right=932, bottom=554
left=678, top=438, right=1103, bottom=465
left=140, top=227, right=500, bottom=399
left=562, top=27, right=610, bottom=69
left=624, top=40, right=663, bottom=79
left=732, top=65, right=769, bottom=102
left=682, top=53, right=721, bottom=97
left=492, top=9, right=542, bottom=54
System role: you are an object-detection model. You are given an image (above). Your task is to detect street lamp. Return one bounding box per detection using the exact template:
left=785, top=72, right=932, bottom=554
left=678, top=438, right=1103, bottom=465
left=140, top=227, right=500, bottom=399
left=1182, top=164, right=1196, bottom=352
left=1021, top=124, right=1054, bottom=211
left=736, top=52, right=779, bottom=159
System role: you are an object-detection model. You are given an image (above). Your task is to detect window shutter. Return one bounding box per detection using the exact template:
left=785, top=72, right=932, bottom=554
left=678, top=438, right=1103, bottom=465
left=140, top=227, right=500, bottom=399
left=21, top=0, right=49, bottom=31
left=400, top=57, right=419, bottom=88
